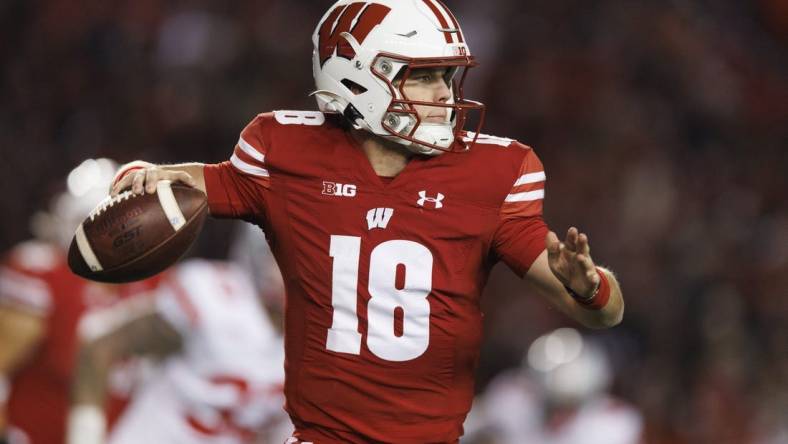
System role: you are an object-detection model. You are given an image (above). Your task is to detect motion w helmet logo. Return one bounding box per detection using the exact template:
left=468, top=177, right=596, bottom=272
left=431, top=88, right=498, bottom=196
left=417, top=191, right=445, bottom=209
left=317, top=3, right=391, bottom=67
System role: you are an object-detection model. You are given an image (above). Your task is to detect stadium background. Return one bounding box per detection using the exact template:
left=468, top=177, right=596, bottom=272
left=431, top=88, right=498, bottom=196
left=1, top=0, right=786, bottom=442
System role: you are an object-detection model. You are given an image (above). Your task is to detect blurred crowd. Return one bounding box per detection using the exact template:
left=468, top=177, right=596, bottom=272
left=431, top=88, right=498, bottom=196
left=1, top=0, right=786, bottom=443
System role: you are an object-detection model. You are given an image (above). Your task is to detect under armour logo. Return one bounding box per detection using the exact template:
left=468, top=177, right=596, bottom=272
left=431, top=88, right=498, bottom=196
left=417, top=191, right=444, bottom=209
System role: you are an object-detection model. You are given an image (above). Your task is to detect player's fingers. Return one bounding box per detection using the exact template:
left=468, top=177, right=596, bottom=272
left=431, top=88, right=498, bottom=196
left=110, top=175, right=130, bottom=196
left=546, top=231, right=561, bottom=258
left=144, top=168, right=159, bottom=194
left=575, top=253, right=595, bottom=273
left=131, top=170, right=146, bottom=195
left=565, top=227, right=578, bottom=252
left=577, top=232, right=591, bottom=256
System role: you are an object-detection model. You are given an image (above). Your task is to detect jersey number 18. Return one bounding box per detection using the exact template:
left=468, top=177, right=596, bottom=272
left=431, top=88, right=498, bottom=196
left=327, top=235, right=433, bottom=362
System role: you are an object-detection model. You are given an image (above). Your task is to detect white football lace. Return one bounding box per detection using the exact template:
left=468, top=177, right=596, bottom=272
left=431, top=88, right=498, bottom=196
left=88, top=191, right=135, bottom=221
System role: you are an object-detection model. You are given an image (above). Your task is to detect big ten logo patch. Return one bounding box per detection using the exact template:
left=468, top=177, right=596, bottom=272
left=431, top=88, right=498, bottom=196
left=322, top=181, right=357, bottom=197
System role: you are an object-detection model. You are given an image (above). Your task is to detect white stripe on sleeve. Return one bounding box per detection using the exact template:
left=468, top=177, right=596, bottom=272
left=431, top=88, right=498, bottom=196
left=237, top=137, right=265, bottom=163
left=230, top=154, right=270, bottom=177
left=513, top=171, right=546, bottom=187
left=504, top=189, right=545, bottom=202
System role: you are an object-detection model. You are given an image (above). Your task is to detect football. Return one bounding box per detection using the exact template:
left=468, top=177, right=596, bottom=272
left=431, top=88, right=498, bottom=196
left=68, top=180, right=208, bottom=283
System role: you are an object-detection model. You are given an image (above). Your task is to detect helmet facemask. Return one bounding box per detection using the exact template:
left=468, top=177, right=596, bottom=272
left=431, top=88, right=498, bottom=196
left=366, top=53, right=485, bottom=155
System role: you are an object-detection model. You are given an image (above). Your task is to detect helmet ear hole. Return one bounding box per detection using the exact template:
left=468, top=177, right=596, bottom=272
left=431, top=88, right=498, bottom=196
left=340, top=79, right=368, bottom=95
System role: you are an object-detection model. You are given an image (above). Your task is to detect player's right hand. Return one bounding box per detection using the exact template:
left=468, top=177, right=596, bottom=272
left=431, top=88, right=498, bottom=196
left=110, top=161, right=197, bottom=197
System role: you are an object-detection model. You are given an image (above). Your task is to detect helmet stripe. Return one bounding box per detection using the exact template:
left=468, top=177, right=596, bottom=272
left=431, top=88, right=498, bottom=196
left=421, top=0, right=454, bottom=44
left=434, top=0, right=464, bottom=43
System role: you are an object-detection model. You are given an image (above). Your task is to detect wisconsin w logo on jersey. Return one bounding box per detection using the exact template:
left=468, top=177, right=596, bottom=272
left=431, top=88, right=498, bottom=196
left=317, top=2, right=391, bottom=66
left=366, top=208, right=394, bottom=230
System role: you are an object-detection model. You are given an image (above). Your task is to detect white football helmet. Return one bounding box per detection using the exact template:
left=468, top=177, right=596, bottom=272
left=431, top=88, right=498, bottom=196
left=525, top=328, right=612, bottom=406
left=30, top=158, right=118, bottom=250
left=311, top=0, right=486, bottom=155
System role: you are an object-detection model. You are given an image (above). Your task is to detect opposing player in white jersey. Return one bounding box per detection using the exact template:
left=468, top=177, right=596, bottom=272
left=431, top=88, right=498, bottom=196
left=1, top=158, right=163, bottom=444
left=68, top=232, right=289, bottom=444
left=463, top=328, right=643, bottom=444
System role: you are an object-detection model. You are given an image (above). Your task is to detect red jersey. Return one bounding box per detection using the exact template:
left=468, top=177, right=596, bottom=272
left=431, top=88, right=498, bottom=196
left=204, top=111, right=548, bottom=443
left=0, top=241, right=160, bottom=444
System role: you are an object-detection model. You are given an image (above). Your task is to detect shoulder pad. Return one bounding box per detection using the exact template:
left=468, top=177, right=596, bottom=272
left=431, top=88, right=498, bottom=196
left=463, top=131, right=516, bottom=148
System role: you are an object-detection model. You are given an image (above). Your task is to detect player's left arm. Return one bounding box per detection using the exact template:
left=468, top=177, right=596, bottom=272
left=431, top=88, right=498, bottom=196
left=493, top=144, right=623, bottom=329
left=524, top=227, right=624, bottom=329
left=68, top=298, right=182, bottom=444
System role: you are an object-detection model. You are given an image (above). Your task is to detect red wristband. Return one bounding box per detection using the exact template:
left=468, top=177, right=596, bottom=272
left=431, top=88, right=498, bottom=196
left=566, top=268, right=611, bottom=310
left=111, top=161, right=154, bottom=188
left=112, top=165, right=145, bottom=187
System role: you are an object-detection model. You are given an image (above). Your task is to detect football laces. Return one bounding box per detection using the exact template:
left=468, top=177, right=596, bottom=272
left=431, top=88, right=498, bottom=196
left=88, top=191, right=136, bottom=221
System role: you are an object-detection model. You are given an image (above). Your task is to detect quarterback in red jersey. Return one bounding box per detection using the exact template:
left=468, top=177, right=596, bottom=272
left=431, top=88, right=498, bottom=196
left=0, top=159, right=160, bottom=444
left=110, top=1, right=625, bottom=443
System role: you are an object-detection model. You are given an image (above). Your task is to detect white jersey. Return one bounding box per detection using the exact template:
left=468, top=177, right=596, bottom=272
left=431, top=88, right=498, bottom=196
left=462, top=371, right=643, bottom=444
left=109, top=260, right=289, bottom=444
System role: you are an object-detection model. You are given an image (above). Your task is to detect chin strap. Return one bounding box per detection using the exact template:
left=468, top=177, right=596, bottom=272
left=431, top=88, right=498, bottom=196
left=410, top=122, right=454, bottom=154
left=310, top=90, right=370, bottom=132
left=314, top=89, right=455, bottom=156
left=343, top=104, right=367, bottom=130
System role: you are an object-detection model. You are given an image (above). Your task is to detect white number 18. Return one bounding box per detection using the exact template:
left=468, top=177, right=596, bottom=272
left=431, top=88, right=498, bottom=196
left=326, top=235, right=433, bottom=362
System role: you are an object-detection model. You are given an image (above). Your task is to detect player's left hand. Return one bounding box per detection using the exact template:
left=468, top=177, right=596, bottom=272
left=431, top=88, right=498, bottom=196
left=546, top=227, right=600, bottom=299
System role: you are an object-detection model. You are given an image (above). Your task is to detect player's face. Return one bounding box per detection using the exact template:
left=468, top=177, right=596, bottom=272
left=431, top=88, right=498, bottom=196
left=399, top=67, right=453, bottom=123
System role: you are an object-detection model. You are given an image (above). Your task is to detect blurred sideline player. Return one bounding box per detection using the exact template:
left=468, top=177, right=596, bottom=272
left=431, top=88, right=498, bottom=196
left=0, top=159, right=161, bottom=444
left=67, top=223, right=289, bottom=444
left=462, top=328, right=643, bottom=444
left=109, top=0, right=626, bottom=442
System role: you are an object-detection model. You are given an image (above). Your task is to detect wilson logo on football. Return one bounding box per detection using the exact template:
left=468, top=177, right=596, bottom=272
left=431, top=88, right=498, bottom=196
left=317, top=2, right=391, bottom=66
left=417, top=191, right=444, bottom=209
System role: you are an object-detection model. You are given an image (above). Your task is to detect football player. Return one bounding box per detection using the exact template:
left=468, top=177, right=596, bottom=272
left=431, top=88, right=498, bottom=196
left=66, top=237, right=289, bottom=444
left=0, top=159, right=160, bottom=444
left=109, top=1, right=625, bottom=442
left=462, top=328, right=643, bottom=444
